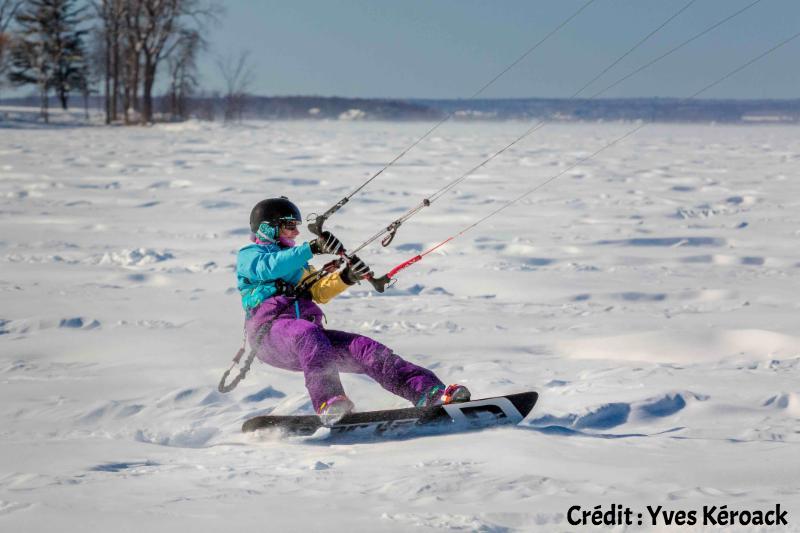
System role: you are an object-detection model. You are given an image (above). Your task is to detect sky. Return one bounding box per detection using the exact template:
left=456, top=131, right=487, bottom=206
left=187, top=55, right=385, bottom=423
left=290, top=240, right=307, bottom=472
left=198, top=0, right=800, bottom=100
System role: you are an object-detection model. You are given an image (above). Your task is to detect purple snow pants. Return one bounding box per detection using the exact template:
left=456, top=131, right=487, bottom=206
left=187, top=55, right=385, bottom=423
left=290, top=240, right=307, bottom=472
left=246, top=297, right=443, bottom=412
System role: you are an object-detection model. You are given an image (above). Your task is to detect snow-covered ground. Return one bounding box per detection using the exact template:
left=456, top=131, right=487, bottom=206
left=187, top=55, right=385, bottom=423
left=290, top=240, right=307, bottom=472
left=1, top=119, right=798, bottom=532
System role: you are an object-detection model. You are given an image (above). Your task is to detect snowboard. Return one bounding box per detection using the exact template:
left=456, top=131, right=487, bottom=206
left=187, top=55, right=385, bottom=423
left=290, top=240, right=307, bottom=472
left=242, top=391, right=538, bottom=438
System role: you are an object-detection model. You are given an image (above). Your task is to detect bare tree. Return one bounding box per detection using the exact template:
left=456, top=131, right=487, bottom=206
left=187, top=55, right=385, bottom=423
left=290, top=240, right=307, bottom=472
left=93, top=0, right=126, bottom=123
left=166, top=27, right=199, bottom=120
left=0, top=33, right=11, bottom=93
left=121, top=0, right=143, bottom=123
left=217, top=49, right=253, bottom=122
left=131, top=0, right=217, bottom=123
left=144, top=0, right=171, bottom=122
left=191, top=87, right=215, bottom=121
left=88, top=0, right=219, bottom=125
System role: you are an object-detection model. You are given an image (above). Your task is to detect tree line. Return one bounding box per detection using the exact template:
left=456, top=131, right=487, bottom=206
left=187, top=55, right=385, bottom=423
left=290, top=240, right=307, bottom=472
left=0, top=0, right=254, bottom=124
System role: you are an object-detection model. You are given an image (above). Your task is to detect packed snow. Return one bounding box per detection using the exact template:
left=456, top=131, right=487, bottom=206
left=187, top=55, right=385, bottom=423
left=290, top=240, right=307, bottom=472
left=1, top=118, right=799, bottom=531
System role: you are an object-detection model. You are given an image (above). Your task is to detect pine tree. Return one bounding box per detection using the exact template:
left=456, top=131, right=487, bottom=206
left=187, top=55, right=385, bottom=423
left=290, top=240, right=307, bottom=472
left=10, top=0, right=88, bottom=114
left=49, top=0, right=88, bottom=109
left=0, top=2, right=24, bottom=95
left=8, top=17, right=49, bottom=120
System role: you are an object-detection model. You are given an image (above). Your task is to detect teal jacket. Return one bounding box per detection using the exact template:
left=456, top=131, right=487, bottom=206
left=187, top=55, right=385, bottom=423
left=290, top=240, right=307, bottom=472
left=236, top=241, right=314, bottom=310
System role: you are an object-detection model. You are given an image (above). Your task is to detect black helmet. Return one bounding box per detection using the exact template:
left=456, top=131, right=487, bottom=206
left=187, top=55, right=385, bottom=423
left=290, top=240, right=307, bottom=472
left=249, top=196, right=302, bottom=233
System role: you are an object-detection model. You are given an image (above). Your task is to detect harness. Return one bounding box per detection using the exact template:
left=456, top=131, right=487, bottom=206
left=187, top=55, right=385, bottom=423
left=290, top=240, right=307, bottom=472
left=217, top=262, right=339, bottom=393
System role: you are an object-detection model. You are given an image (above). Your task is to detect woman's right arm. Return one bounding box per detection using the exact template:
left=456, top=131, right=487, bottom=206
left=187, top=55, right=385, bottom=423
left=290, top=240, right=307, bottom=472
left=238, top=243, right=314, bottom=281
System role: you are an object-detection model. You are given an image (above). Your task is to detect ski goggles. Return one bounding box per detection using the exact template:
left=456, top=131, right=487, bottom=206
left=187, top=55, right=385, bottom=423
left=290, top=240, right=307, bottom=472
left=280, top=220, right=301, bottom=231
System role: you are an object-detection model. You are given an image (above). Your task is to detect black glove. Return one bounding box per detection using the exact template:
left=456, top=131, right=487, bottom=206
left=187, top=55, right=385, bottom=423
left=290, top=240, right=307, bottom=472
left=341, top=255, right=372, bottom=285
left=309, top=231, right=344, bottom=255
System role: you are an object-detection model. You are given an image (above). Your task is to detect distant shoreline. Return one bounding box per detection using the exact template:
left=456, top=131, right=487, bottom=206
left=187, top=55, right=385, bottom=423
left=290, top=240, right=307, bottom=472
left=2, top=95, right=799, bottom=124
